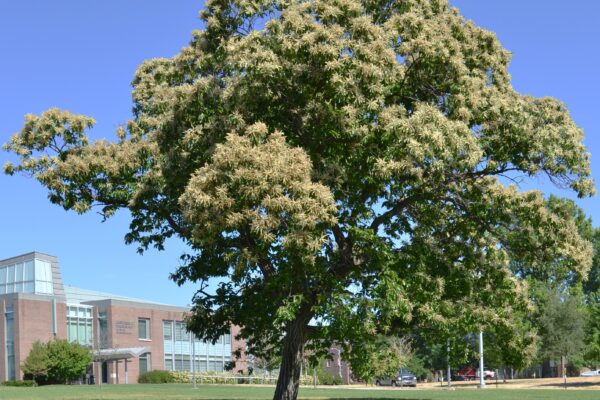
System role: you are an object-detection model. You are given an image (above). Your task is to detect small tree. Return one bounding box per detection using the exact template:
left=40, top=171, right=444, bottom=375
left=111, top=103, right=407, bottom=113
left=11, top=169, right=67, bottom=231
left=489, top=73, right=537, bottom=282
left=534, top=284, right=586, bottom=376
left=21, top=341, right=50, bottom=381
left=21, top=339, right=91, bottom=384
left=45, top=339, right=92, bottom=384
left=584, top=293, right=600, bottom=368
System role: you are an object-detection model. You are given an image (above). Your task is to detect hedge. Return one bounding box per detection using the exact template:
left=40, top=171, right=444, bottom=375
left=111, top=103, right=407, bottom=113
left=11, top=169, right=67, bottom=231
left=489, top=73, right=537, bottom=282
left=1, top=380, right=37, bottom=387
left=138, top=370, right=175, bottom=384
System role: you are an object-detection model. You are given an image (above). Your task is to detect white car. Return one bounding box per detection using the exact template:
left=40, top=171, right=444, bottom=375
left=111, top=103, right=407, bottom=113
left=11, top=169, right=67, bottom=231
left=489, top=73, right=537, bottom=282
left=581, top=370, right=600, bottom=377
left=483, top=370, right=495, bottom=379
left=475, top=370, right=495, bottom=379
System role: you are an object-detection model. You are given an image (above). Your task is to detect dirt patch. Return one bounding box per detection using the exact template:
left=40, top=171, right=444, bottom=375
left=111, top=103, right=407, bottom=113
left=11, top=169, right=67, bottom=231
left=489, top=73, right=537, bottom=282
left=416, top=377, right=600, bottom=390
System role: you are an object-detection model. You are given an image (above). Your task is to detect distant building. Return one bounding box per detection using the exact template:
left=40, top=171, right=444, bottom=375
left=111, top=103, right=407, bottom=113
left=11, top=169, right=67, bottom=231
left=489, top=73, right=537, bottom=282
left=323, top=344, right=352, bottom=384
left=0, top=252, right=246, bottom=383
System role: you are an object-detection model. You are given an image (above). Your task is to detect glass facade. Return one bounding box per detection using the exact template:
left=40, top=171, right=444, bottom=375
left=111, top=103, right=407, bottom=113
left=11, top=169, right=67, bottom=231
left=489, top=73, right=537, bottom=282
left=5, top=305, right=15, bottom=381
left=66, top=304, right=93, bottom=346
left=0, top=258, right=53, bottom=295
left=163, top=321, right=232, bottom=372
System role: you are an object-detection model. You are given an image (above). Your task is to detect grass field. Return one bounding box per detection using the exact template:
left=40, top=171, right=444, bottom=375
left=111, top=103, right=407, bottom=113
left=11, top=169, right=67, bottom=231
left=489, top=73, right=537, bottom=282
left=1, top=384, right=600, bottom=400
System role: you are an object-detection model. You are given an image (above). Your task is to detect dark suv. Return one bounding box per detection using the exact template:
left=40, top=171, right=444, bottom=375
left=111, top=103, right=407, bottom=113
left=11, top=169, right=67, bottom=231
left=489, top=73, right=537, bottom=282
left=375, top=368, right=417, bottom=387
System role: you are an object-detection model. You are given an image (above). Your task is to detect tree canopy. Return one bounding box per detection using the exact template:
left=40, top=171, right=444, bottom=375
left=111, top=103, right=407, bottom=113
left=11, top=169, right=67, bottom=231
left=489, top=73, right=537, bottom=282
left=3, top=0, right=594, bottom=399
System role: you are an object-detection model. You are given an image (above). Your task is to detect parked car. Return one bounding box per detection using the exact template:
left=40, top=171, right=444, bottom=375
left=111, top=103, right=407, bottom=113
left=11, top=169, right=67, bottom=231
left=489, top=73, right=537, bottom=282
left=482, top=370, right=495, bottom=380
left=581, top=370, right=600, bottom=377
left=375, top=368, right=417, bottom=387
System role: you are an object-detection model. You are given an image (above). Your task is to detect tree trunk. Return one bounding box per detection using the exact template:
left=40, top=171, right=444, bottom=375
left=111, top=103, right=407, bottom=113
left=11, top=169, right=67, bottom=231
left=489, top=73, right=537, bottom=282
left=273, top=307, right=312, bottom=400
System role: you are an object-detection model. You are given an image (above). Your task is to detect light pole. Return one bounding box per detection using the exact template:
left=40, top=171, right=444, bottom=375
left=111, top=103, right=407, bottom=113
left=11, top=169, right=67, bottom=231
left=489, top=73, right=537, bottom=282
left=190, top=333, right=197, bottom=388
left=478, top=331, right=485, bottom=388
left=446, top=338, right=451, bottom=387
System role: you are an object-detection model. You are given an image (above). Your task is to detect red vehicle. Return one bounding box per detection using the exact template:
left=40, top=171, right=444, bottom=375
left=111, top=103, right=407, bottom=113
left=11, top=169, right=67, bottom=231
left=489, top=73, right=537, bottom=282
left=455, top=366, right=477, bottom=381
left=455, top=366, right=495, bottom=381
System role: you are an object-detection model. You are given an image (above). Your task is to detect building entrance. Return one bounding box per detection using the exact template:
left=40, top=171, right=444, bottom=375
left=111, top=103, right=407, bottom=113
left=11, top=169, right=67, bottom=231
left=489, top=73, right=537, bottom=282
left=101, top=361, right=108, bottom=383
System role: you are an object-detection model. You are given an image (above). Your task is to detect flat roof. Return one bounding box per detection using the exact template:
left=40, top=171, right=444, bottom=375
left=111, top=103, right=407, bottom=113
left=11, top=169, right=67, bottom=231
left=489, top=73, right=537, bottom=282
left=0, top=251, right=57, bottom=266
left=65, top=285, right=179, bottom=307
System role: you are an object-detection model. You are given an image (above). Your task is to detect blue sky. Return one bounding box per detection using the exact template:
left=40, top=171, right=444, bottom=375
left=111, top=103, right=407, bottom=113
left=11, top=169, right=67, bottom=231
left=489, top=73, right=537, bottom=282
left=1, top=1, right=598, bottom=305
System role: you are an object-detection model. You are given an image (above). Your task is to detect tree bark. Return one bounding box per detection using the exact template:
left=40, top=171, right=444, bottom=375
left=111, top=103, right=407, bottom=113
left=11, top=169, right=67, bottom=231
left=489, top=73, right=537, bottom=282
left=273, top=307, right=312, bottom=400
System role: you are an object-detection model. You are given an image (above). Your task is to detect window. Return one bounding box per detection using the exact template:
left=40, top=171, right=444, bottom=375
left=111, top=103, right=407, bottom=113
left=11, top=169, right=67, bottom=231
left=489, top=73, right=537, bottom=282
left=5, top=306, right=15, bottom=380
left=98, top=312, right=108, bottom=349
left=163, top=320, right=172, bottom=340
left=209, top=356, right=224, bottom=372
left=175, top=321, right=189, bottom=341
left=181, top=354, right=191, bottom=371
left=34, top=259, right=53, bottom=294
left=66, top=304, right=93, bottom=346
left=138, top=318, right=151, bottom=340
left=139, top=352, right=151, bottom=374
left=164, top=356, right=173, bottom=371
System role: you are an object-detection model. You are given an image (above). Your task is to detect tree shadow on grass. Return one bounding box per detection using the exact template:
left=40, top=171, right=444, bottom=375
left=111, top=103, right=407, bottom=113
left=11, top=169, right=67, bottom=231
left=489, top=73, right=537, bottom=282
left=537, top=381, right=600, bottom=389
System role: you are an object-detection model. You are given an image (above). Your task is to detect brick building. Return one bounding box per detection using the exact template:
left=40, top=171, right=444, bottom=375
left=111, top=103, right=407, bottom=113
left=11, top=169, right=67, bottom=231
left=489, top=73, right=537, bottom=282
left=0, top=252, right=246, bottom=383
left=323, top=344, right=352, bottom=384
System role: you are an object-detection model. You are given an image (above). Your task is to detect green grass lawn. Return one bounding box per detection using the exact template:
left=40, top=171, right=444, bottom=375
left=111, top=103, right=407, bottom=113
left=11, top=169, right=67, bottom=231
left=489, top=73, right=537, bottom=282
left=1, top=384, right=599, bottom=400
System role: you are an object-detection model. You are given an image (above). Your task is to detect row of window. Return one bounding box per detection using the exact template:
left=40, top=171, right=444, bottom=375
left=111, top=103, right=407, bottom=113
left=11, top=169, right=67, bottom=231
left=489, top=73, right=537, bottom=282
left=164, top=355, right=231, bottom=372
left=162, top=320, right=231, bottom=344
left=0, top=259, right=54, bottom=295
left=70, top=315, right=228, bottom=344
left=138, top=318, right=232, bottom=345
left=163, top=320, right=233, bottom=373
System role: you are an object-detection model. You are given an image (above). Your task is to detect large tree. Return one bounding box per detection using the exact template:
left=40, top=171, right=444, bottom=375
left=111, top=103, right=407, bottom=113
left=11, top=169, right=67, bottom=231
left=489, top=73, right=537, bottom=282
left=3, top=1, right=594, bottom=399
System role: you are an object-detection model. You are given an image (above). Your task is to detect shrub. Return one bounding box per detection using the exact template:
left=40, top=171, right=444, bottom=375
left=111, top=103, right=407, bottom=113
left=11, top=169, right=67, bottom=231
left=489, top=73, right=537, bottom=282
left=138, top=370, right=175, bottom=384
left=1, top=380, right=37, bottom=387
left=312, top=358, right=343, bottom=385
left=316, top=369, right=342, bottom=385
left=170, top=370, right=191, bottom=383
left=299, top=374, right=314, bottom=386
